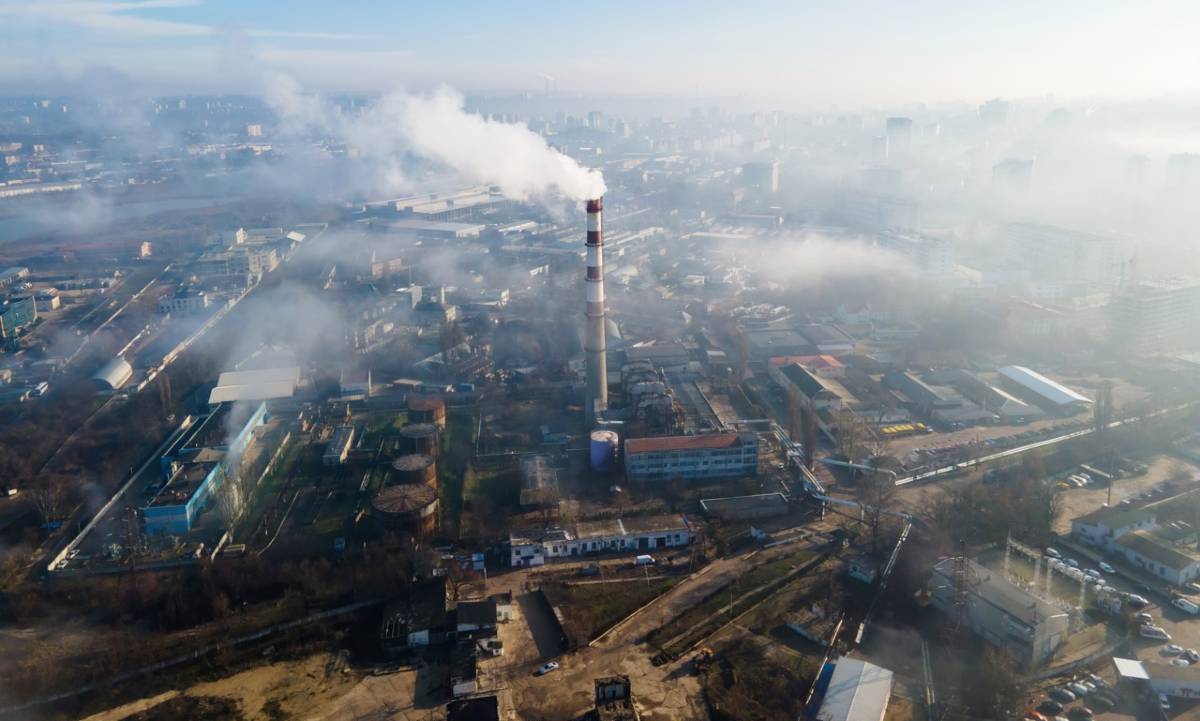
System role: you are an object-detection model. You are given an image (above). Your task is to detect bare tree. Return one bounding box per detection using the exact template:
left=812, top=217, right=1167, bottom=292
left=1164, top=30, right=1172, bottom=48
left=29, top=473, right=71, bottom=529
left=857, top=470, right=896, bottom=556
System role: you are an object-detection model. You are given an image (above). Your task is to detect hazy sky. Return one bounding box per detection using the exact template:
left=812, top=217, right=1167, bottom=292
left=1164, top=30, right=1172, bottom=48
left=2, top=0, right=1200, bottom=106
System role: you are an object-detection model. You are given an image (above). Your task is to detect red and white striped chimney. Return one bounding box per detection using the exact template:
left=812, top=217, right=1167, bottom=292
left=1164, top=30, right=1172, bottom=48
left=585, top=197, right=608, bottom=419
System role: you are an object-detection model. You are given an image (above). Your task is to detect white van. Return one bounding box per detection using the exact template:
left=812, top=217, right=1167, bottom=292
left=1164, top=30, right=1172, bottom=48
left=634, top=554, right=655, bottom=566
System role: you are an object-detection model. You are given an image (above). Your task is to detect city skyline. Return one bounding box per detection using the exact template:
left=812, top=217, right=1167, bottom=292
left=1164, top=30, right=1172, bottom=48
left=2, top=0, right=1200, bottom=106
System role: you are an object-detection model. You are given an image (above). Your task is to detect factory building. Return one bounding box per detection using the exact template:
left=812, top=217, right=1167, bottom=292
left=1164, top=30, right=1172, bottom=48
left=1006, top=223, right=1119, bottom=285
left=0, top=295, right=37, bottom=338
left=158, top=286, right=211, bottom=315
left=381, top=218, right=485, bottom=239
left=208, top=366, right=299, bottom=406
left=1110, top=277, right=1200, bottom=352
left=769, top=362, right=856, bottom=411
left=930, top=558, right=1069, bottom=667
left=624, top=433, right=758, bottom=483
left=997, top=365, right=1092, bottom=414
left=509, top=514, right=691, bottom=567
left=744, top=328, right=817, bottom=361
left=0, top=266, right=29, bottom=290
left=815, top=658, right=893, bottom=721
left=144, top=401, right=269, bottom=535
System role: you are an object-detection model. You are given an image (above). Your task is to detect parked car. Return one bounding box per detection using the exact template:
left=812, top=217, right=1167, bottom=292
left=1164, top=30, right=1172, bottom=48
left=1127, top=595, right=1150, bottom=609
left=1135, top=612, right=1155, bottom=624
left=1085, top=569, right=1101, bottom=579
left=1049, top=688, right=1077, bottom=703
left=1161, top=694, right=1171, bottom=711
left=1163, top=644, right=1185, bottom=656
left=1187, top=649, right=1200, bottom=663
left=1039, top=701, right=1064, bottom=716
left=1045, top=547, right=1062, bottom=559
left=1171, top=658, right=1191, bottom=667
left=1065, top=558, right=1080, bottom=568
left=535, top=661, right=559, bottom=676
left=1172, top=597, right=1200, bottom=615
left=1185, top=582, right=1200, bottom=595
left=1140, top=625, right=1171, bottom=641
left=1098, top=562, right=1115, bottom=574
left=1067, top=706, right=1094, bottom=720
left=1067, top=682, right=1090, bottom=697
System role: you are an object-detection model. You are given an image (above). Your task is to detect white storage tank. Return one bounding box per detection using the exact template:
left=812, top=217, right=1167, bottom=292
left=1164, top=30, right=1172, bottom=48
left=590, top=430, right=619, bottom=472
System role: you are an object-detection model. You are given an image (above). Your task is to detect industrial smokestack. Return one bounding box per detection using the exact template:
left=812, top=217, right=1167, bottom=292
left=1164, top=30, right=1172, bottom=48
left=585, top=197, right=608, bottom=420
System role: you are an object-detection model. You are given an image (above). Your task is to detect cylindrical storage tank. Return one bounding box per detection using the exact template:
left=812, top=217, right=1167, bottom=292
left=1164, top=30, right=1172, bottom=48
left=399, top=422, right=440, bottom=458
left=407, top=396, right=446, bottom=428
left=392, top=453, right=437, bottom=487
left=372, top=483, right=438, bottom=536
left=590, top=430, right=619, bottom=472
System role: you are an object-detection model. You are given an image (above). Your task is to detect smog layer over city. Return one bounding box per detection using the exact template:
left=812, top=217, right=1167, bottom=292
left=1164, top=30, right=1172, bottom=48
left=2, top=2, right=1200, bottom=720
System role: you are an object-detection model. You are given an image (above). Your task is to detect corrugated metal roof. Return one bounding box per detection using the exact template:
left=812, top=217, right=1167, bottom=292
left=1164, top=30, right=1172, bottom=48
left=215, top=366, right=299, bottom=387
left=91, top=356, right=133, bottom=390
left=998, top=365, right=1092, bottom=406
left=1113, top=657, right=1150, bottom=681
left=208, top=379, right=295, bottom=404
left=817, top=657, right=893, bottom=721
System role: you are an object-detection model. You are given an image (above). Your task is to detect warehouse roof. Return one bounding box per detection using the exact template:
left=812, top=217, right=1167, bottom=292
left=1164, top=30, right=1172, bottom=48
left=1075, top=505, right=1154, bottom=530
left=625, top=433, right=746, bottom=454
left=91, top=356, right=133, bottom=391
left=208, top=366, right=299, bottom=405
left=1116, top=530, right=1199, bottom=572
left=998, top=365, right=1092, bottom=406
left=816, top=657, right=893, bottom=721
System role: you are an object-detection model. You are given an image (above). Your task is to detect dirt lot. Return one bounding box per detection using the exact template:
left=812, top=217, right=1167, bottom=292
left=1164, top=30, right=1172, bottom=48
left=491, top=533, right=829, bottom=721
left=1053, top=454, right=1200, bottom=535
left=81, top=653, right=366, bottom=721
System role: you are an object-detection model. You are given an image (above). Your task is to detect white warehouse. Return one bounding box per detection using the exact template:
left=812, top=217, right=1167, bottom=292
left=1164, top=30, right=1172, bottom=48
left=997, top=365, right=1092, bottom=414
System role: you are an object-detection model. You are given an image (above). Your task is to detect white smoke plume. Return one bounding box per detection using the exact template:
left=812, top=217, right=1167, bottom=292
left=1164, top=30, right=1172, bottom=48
left=263, top=77, right=606, bottom=202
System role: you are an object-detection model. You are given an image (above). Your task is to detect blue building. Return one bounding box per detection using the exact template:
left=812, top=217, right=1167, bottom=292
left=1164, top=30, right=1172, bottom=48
left=145, top=400, right=269, bottom=535
left=144, top=454, right=227, bottom=535
left=0, top=296, right=37, bottom=339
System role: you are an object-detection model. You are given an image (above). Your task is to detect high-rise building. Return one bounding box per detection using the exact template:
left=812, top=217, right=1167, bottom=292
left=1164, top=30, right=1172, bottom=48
left=741, top=160, right=779, bottom=193
left=993, top=158, right=1034, bottom=192
left=978, top=98, right=1010, bottom=127
left=878, top=231, right=955, bottom=276
left=246, top=124, right=263, bottom=138
left=1111, top=277, right=1200, bottom=352
left=885, top=117, right=912, bottom=158
left=1006, top=223, right=1118, bottom=286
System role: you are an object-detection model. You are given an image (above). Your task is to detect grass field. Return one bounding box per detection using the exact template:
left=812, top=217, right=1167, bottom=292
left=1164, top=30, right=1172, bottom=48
left=543, top=576, right=680, bottom=645
left=647, top=549, right=819, bottom=655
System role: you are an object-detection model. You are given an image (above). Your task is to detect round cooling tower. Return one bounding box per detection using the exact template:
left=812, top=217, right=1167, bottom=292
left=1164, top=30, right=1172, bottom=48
left=407, top=396, right=446, bottom=428
left=399, top=422, right=439, bottom=458
left=372, top=483, right=438, bottom=536
left=392, top=453, right=437, bottom=486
